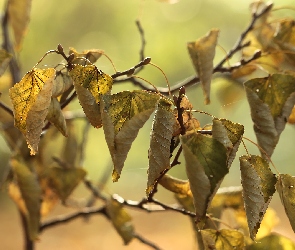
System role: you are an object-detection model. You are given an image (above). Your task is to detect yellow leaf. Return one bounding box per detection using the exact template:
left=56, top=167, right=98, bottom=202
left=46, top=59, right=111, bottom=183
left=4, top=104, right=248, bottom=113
left=8, top=0, right=32, bottom=49
left=73, top=76, right=102, bottom=128
left=159, top=174, right=191, bottom=196
left=9, top=158, right=41, bottom=240
left=187, top=29, right=219, bottom=104
left=0, top=49, right=12, bottom=76
left=106, top=197, right=134, bottom=245
left=201, top=229, right=245, bottom=250
left=101, top=90, right=160, bottom=181
left=70, top=64, right=113, bottom=103
left=147, top=98, right=176, bottom=196
left=239, top=155, right=276, bottom=240
left=9, top=68, right=56, bottom=154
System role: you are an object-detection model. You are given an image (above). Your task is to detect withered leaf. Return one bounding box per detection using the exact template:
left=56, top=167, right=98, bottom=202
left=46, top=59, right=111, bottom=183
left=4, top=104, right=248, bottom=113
left=69, top=47, right=104, bottom=65
left=239, top=155, right=276, bottom=240
left=147, top=98, right=175, bottom=196
left=187, top=29, right=219, bottom=104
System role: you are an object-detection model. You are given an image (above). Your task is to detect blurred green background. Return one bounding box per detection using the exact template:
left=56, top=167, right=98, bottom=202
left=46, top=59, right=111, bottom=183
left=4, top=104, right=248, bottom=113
left=1, top=0, right=295, bottom=249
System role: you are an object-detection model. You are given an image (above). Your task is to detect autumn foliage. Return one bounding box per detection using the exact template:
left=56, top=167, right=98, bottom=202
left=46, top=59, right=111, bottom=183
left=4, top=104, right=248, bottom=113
left=2, top=0, right=295, bottom=250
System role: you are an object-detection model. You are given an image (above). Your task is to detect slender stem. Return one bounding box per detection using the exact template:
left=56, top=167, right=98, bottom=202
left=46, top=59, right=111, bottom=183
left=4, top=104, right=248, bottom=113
left=133, top=233, right=162, bottom=250
left=19, top=211, right=34, bottom=250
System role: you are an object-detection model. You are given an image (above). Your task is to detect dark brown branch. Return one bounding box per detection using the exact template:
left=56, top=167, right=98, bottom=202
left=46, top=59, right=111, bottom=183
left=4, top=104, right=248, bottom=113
left=2, top=0, right=21, bottom=84
left=40, top=205, right=107, bottom=232
left=136, top=19, right=146, bottom=63
left=19, top=211, right=34, bottom=250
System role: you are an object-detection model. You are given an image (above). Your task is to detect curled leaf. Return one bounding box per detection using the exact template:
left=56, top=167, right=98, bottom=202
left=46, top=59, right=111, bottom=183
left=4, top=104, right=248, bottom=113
left=159, top=174, right=191, bottom=196
left=46, top=98, right=67, bottom=136
left=52, top=71, right=73, bottom=98
left=239, top=155, right=276, bottom=240
left=70, top=64, right=113, bottom=103
left=101, top=90, right=160, bottom=181
left=69, top=47, right=104, bottom=64
left=9, top=68, right=56, bottom=154
left=187, top=29, right=219, bottom=104
left=181, top=132, right=228, bottom=220
left=147, top=98, right=175, bottom=196
left=106, top=197, right=134, bottom=245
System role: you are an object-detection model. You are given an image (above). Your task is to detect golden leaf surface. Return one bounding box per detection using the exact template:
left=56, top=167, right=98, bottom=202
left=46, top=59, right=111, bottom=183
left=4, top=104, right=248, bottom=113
left=9, top=68, right=56, bottom=154
left=101, top=90, right=160, bottom=181
left=239, top=155, right=276, bottom=240
left=70, top=64, right=113, bottom=103
left=147, top=98, right=175, bottom=196
left=187, top=29, right=219, bottom=104
left=201, top=229, right=245, bottom=250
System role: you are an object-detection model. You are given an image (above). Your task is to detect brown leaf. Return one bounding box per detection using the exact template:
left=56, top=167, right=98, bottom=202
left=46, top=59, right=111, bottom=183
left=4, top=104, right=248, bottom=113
left=69, top=47, right=104, bottom=64
left=187, top=29, right=219, bottom=104
left=52, top=71, right=73, bottom=98
left=147, top=98, right=175, bottom=196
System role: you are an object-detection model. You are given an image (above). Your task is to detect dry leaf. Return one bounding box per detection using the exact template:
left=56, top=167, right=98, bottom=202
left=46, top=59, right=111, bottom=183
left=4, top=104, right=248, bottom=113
left=52, top=71, right=73, bottom=98
left=69, top=47, right=104, bottom=64
left=159, top=174, right=191, bottom=196
left=239, top=155, right=276, bottom=240
left=101, top=90, right=160, bottom=182
left=187, top=29, right=219, bottom=104
left=146, top=98, right=175, bottom=196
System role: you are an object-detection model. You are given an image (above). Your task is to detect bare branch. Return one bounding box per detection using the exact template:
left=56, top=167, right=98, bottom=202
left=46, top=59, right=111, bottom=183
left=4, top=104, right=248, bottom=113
left=133, top=233, right=162, bottom=250
left=0, top=101, right=14, bottom=117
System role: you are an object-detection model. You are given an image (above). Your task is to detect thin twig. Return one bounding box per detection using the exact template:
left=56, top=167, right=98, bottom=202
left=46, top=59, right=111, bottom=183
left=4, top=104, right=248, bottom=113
left=0, top=101, right=14, bottom=116
left=133, top=233, right=162, bottom=250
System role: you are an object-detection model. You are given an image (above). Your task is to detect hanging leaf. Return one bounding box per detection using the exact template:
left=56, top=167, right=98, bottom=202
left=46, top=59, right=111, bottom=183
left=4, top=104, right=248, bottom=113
left=276, top=174, right=295, bottom=233
left=106, top=197, right=134, bottom=245
left=246, top=233, right=295, bottom=250
left=46, top=98, right=68, bottom=136
left=244, top=74, right=295, bottom=158
left=69, top=47, right=104, bottom=64
left=187, top=29, right=219, bottom=104
left=73, top=79, right=102, bottom=128
left=181, top=132, right=228, bottom=221
left=52, top=71, right=73, bottom=98
left=9, top=158, right=41, bottom=240
left=212, top=118, right=244, bottom=168
left=61, top=121, right=78, bottom=166
left=146, top=98, right=176, bottom=196
left=70, top=64, right=113, bottom=103
left=101, top=90, right=160, bottom=182
left=288, top=105, right=295, bottom=124
left=0, top=49, right=12, bottom=76
left=159, top=174, right=191, bottom=196
left=239, top=155, right=276, bottom=240
left=7, top=0, right=32, bottom=49
left=46, top=166, right=86, bottom=202
left=201, top=229, right=245, bottom=250
left=9, top=68, right=56, bottom=154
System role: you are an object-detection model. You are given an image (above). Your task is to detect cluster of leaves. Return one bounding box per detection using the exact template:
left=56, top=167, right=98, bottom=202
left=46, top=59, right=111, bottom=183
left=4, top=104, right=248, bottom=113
left=2, top=0, right=295, bottom=249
